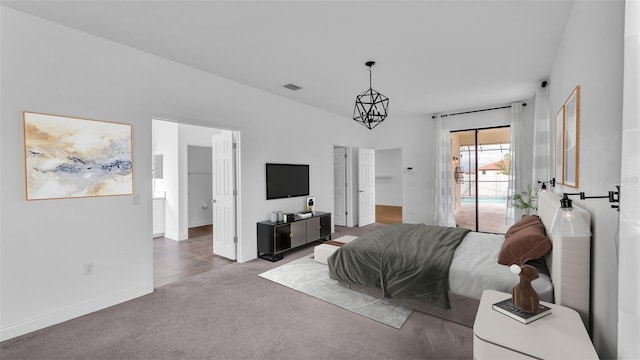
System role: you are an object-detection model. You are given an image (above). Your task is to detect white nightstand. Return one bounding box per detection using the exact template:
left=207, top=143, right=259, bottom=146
left=473, top=290, right=598, bottom=360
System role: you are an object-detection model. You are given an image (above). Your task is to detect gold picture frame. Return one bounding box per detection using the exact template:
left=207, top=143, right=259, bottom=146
left=23, top=112, right=133, bottom=200
left=554, top=105, right=565, bottom=185
left=562, top=86, right=580, bottom=188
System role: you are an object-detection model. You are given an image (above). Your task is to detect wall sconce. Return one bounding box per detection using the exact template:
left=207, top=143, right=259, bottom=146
left=550, top=193, right=591, bottom=236
left=537, top=178, right=555, bottom=192
left=581, top=185, right=621, bottom=211
left=550, top=186, right=620, bottom=236
left=558, top=186, right=621, bottom=211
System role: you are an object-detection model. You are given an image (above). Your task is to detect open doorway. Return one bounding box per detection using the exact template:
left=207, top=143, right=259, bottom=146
left=333, top=146, right=402, bottom=227
left=332, top=146, right=377, bottom=228
left=451, top=126, right=510, bottom=233
left=375, top=148, right=402, bottom=224
left=152, top=119, right=239, bottom=288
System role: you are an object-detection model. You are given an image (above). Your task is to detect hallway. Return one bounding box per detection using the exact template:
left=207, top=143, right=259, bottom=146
left=153, top=225, right=234, bottom=288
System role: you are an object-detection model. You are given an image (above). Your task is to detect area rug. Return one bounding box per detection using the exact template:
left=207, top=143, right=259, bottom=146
left=258, top=254, right=412, bottom=329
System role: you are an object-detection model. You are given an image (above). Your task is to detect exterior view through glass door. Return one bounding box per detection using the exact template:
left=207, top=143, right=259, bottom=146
left=450, top=126, right=510, bottom=233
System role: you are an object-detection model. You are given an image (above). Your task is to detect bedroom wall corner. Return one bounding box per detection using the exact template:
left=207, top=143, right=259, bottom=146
left=617, top=0, right=640, bottom=358
left=368, top=115, right=436, bottom=224
left=548, top=1, right=625, bottom=358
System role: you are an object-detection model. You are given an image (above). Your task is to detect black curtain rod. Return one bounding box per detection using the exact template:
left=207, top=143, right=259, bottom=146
left=431, top=103, right=526, bottom=119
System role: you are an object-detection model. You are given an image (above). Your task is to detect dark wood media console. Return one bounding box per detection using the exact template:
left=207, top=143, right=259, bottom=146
left=257, top=212, right=331, bottom=261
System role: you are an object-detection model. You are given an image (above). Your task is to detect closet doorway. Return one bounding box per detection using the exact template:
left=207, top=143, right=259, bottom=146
left=451, top=126, right=510, bottom=233
left=152, top=120, right=238, bottom=288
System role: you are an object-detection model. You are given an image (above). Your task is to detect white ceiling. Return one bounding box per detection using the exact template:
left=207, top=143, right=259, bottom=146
left=2, top=0, right=574, bottom=120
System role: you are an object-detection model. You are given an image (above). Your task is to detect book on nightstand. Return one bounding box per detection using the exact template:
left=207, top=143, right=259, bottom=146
left=492, top=299, right=552, bottom=324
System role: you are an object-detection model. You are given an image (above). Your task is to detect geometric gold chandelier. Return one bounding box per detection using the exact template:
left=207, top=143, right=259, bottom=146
left=353, top=61, right=389, bottom=130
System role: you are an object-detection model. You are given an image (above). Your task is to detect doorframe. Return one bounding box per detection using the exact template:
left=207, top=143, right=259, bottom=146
left=357, top=147, right=376, bottom=227
left=333, top=145, right=356, bottom=227
left=333, top=146, right=348, bottom=227
left=150, top=117, right=242, bottom=287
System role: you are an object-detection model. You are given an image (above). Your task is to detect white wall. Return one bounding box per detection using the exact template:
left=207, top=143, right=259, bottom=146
left=0, top=7, right=368, bottom=340
left=368, top=117, right=436, bottom=224
left=548, top=1, right=625, bottom=358
left=618, top=2, right=640, bottom=358
left=375, top=148, right=402, bottom=206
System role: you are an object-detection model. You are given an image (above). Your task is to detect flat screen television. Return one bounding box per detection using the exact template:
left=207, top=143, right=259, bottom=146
left=266, top=163, right=310, bottom=200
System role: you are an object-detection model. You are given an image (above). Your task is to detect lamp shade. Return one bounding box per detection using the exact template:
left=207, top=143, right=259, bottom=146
left=550, top=208, right=591, bottom=236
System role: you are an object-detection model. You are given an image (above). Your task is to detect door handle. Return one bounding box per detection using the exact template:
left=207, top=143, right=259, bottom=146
left=211, top=199, right=217, bottom=203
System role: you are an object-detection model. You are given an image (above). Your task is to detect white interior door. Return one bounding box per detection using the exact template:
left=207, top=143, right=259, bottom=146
left=358, top=148, right=375, bottom=226
left=211, top=131, right=236, bottom=260
left=334, top=147, right=347, bottom=226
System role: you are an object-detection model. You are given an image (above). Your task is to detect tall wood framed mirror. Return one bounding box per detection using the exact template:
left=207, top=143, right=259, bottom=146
left=563, top=86, right=580, bottom=188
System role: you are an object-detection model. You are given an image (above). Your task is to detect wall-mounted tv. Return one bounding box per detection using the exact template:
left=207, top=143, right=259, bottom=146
left=266, top=163, right=310, bottom=200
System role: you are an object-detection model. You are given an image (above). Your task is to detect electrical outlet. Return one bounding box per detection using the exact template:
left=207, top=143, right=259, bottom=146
left=84, top=263, right=94, bottom=276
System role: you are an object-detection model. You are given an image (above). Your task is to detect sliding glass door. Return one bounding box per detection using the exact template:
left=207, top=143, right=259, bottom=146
left=450, top=126, right=510, bottom=233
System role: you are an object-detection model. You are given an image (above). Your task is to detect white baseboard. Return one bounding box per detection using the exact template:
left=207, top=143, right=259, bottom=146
left=188, top=220, right=213, bottom=228
left=0, top=285, right=151, bottom=341
left=164, top=231, right=188, bottom=241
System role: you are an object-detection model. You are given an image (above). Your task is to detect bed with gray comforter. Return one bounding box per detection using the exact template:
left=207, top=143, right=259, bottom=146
left=328, top=223, right=470, bottom=309
left=327, top=223, right=553, bottom=327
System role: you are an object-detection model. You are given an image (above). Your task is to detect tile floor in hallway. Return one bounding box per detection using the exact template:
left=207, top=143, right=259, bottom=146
left=153, top=225, right=234, bottom=288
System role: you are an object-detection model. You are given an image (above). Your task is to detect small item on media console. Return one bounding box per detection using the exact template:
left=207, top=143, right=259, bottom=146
left=283, top=213, right=295, bottom=223
left=277, top=211, right=284, bottom=222
left=306, top=196, right=316, bottom=214
left=270, top=212, right=278, bottom=222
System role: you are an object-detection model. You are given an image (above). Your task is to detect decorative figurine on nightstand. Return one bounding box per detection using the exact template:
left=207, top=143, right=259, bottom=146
left=510, top=264, right=540, bottom=314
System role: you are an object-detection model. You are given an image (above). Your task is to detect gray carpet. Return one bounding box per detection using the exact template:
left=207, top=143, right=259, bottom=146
left=1, top=244, right=473, bottom=360
left=259, top=254, right=412, bottom=329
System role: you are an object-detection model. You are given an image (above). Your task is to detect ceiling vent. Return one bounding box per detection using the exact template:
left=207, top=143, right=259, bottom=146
left=283, top=83, right=302, bottom=91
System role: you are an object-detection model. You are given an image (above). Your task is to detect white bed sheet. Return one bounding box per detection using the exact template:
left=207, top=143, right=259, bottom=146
left=448, top=231, right=554, bottom=302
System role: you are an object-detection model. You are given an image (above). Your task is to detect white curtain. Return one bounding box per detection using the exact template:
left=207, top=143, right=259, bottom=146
left=618, top=1, right=640, bottom=358
left=531, top=82, right=551, bottom=187
left=433, top=114, right=456, bottom=227
left=506, top=102, right=524, bottom=225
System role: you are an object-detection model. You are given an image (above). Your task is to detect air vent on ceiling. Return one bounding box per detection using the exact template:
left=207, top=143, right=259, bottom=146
left=283, top=83, right=302, bottom=91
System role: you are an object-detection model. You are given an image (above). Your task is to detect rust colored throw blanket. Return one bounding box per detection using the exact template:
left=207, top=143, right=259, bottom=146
left=323, top=240, right=346, bottom=247
left=328, top=224, right=470, bottom=309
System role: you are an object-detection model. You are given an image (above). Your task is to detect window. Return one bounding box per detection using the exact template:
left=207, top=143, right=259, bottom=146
left=450, top=126, right=510, bottom=233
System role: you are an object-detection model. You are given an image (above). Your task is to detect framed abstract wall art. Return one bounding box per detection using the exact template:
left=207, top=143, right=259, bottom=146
left=23, top=112, right=133, bottom=200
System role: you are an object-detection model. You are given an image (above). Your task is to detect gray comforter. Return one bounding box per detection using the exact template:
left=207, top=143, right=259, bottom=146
left=327, top=224, right=471, bottom=308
